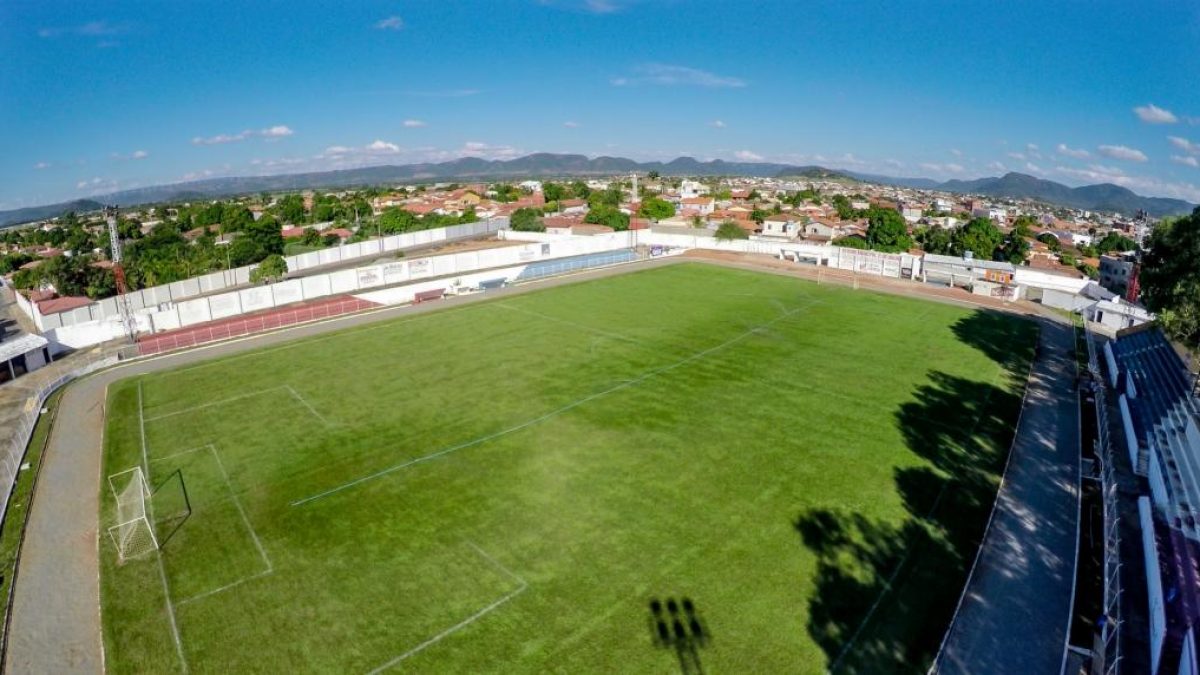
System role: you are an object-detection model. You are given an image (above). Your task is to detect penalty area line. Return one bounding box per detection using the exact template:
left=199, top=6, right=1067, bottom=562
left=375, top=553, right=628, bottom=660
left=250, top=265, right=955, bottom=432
left=291, top=300, right=818, bottom=507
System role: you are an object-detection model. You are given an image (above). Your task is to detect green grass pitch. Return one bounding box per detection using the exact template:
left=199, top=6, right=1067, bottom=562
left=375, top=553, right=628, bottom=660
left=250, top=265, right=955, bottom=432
left=99, top=263, right=1036, bottom=674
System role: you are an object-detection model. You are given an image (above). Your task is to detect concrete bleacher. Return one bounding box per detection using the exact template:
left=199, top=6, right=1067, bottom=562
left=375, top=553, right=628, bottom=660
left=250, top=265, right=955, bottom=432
left=1110, top=328, right=1200, bottom=675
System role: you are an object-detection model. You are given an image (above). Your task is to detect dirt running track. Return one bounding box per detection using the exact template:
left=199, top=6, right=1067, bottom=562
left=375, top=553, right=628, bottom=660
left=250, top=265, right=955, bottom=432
left=3, top=255, right=1068, bottom=673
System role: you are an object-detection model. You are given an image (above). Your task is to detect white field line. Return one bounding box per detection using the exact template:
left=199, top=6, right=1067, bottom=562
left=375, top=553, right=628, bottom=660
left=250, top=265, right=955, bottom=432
left=176, top=444, right=273, bottom=605
left=292, top=300, right=819, bottom=507
left=365, top=541, right=527, bottom=674
left=139, top=381, right=189, bottom=674
left=285, top=385, right=331, bottom=426
left=176, top=569, right=273, bottom=607
left=207, top=445, right=272, bottom=572
left=149, top=444, right=213, bottom=463
left=828, top=355, right=1015, bottom=673
left=494, top=303, right=650, bottom=348
left=142, top=386, right=288, bottom=422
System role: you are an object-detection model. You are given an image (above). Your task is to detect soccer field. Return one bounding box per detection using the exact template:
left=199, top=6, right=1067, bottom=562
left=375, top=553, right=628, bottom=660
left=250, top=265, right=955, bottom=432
left=99, top=263, right=1036, bottom=674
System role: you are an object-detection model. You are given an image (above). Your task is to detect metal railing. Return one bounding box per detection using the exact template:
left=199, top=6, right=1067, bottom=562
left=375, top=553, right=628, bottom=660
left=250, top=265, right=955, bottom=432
left=0, top=352, right=117, bottom=525
left=1086, top=321, right=1122, bottom=675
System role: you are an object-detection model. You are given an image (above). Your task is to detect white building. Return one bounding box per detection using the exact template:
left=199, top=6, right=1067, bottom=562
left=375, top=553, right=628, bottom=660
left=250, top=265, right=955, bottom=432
left=680, top=180, right=711, bottom=199
left=0, top=333, right=52, bottom=385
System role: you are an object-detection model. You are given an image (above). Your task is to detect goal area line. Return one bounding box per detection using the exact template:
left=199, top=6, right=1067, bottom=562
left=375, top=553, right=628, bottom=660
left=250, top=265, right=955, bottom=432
left=291, top=299, right=821, bottom=507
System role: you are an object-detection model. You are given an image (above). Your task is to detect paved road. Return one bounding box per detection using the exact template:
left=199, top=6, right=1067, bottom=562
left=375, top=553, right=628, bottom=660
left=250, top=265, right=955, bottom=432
left=934, top=319, right=1080, bottom=674
left=4, top=255, right=1073, bottom=673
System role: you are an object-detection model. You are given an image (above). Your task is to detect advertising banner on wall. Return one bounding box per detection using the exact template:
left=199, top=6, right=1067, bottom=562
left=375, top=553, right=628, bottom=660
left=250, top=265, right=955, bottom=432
left=409, top=258, right=432, bottom=278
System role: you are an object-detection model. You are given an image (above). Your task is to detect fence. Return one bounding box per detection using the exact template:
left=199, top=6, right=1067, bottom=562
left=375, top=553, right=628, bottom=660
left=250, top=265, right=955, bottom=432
left=26, top=219, right=508, bottom=331
left=1086, top=321, right=1122, bottom=675
left=0, top=352, right=117, bottom=526
left=137, top=296, right=377, bottom=357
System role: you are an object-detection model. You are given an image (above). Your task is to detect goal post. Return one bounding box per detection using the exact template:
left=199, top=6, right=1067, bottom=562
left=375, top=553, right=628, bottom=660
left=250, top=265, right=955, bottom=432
left=107, top=466, right=158, bottom=562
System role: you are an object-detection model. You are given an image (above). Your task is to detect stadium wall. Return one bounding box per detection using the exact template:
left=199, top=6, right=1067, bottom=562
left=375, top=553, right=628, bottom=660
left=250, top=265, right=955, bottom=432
left=41, top=230, right=636, bottom=351
left=22, top=220, right=508, bottom=331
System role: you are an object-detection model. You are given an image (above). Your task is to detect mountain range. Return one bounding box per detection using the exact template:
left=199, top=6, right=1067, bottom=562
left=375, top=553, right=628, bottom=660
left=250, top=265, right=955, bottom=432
left=1, top=153, right=1192, bottom=227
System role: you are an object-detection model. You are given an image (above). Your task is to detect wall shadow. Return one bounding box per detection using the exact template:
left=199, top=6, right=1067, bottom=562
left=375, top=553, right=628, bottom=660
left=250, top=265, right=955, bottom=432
left=796, top=311, right=1034, bottom=673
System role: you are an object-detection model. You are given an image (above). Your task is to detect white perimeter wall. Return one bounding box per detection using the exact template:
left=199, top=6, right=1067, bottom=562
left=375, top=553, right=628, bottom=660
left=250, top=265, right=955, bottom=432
left=43, top=230, right=633, bottom=350
left=25, top=219, right=507, bottom=330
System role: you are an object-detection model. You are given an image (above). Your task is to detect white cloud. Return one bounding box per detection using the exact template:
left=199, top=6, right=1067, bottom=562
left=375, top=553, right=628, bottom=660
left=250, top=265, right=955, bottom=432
left=39, top=20, right=128, bottom=38
left=949, top=148, right=962, bottom=157
left=987, top=161, right=1007, bottom=172
left=1134, top=103, right=1178, bottom=124
left=110, top=149, right=150, bottom=160
left=260, top=125, right=294, bottom=139
left=365, top=140, right=401, bottom=153
left=562, top=121, right=580, bottom=128
left=918, top=162, right=965, bottom=175
left=710, top=120, right=726, bottom=128
left=612, top=63, right=746, bottom=88
left=1006, top=151, right=1027, bottom=161
left=192, top=131, right=250, bottom=145
left=585, top=0, right=619, bottom=13
left=193, top=125, right=293, bottom=145
left=883, top=158, right=904, bottom=169
left=402, top=119, right=427, bottom=128
left=1098, top=144, right=1149, bottom=162
left=375, top=16, right=404, bottom=30
left=733, top=150, right=763, bottom=161
left=1024, top=162, right=1044, bottom=174
left=34, top=161, right=50, bottom=170
left=1056, top=143, right=1090, bottom=159
left=456, top=141, right=523, bottom=159
left=75, top=176, right=119, bottom=194
left=1169, top=136, right=1200, bottom=154
left=1172, top=155, right=1200, bottom=168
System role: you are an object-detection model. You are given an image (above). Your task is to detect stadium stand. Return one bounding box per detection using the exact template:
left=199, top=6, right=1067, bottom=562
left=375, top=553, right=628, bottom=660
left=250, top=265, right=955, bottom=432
left=1110, top=327, right=1200, bottom=675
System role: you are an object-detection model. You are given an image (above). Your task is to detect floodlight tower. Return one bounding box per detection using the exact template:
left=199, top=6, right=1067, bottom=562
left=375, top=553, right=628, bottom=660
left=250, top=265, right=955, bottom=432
left=105, top=205, right=136, bottom=340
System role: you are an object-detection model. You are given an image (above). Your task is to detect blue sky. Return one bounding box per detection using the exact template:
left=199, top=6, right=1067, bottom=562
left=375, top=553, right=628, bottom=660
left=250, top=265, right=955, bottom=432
left=3, top=0, right=1200, bottom=209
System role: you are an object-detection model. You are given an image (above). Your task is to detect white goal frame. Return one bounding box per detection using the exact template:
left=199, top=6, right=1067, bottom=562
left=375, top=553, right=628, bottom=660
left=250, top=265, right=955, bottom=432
left=107, top=466, right=159, bottom=562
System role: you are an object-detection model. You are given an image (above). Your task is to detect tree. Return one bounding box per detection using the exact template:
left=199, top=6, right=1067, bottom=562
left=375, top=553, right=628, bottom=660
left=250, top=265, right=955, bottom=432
left=834, top=235, right=870, bottom=249
left=1037, top=232, right=1062, bottom=252
left=301, top=227, right=322, bottom=246
left=510, top=207, right=545, bottom=232
left=378, top=207, right=418, bottom=234
left=584, top=206, right=630, bottom=231
left=275, top=195, right=306, bottom=224
left=916, top=226, right=954, bottom=255
left=750, top=209, right=769, bottom=225
left=1095, top=231, right=1138, bottom=254
left=953, top=217, right=1004, bottom=259
left=865, top=207, right=912, bottom=252
left=1011, top=214, right=1037, bottom=239
left=588, top=186, right=622, bottom=209
left=647, top=170, right=660, bottom=180
left=1141, top=209, right=1200, bottom=348
left=999, top=234, right=1031, bottom=264
left=250, top=254, right=288, bottom=284
left=543, top=182, right=567, bottom=202
left=637, top=197, right=675, bottom=221
left=831, top=194, right=855, bottom=221
left=715, top=220, right=749, bottom=241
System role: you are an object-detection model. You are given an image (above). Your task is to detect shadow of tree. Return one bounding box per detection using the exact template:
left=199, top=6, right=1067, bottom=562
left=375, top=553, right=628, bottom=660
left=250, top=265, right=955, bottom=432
left=796, top=310, right=1036, bottom=674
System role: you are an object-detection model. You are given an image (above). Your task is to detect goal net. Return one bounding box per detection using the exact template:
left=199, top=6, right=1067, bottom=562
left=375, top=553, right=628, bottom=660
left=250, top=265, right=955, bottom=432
left=107, top=467, right=158, bottom=562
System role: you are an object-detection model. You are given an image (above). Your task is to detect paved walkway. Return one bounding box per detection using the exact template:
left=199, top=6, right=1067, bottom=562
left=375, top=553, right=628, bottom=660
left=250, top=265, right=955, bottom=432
left=934, top=319, right=1080, bottom=674
left=4, top=255, right=1073, bottom=673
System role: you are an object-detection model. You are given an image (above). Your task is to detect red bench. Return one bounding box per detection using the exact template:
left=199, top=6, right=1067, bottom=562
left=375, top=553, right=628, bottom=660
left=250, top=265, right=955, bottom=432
left=413, top=288, right=445, bottom=304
